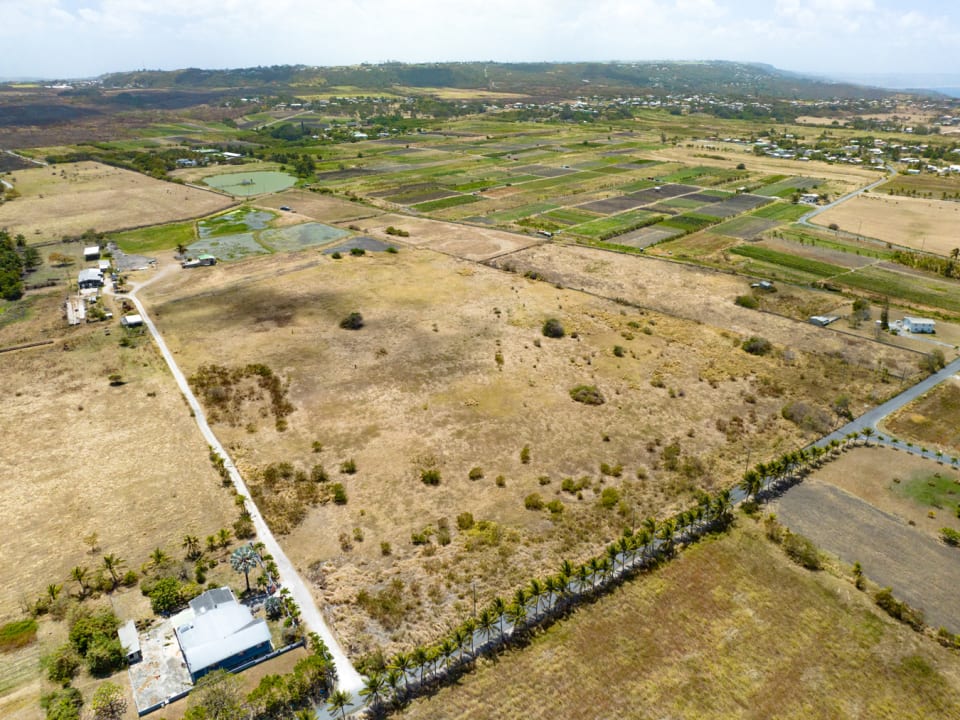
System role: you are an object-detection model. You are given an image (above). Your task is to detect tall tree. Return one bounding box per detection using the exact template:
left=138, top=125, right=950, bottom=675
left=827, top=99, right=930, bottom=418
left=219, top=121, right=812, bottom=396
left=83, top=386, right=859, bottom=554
left=90, top=681, right=127, bottom=720
left=230, top=545, right=260, bottom=593
left=102, top=553, right=124, bottom=589
left=359, top=672, right=385, bottom=712
left=71, top=566, right=89, bottom=597
left=182, top=535, right=202, bottom=561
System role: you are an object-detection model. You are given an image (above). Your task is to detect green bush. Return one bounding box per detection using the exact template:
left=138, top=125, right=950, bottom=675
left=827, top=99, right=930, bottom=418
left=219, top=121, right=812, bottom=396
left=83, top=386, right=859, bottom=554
left=339, top=312, right=364, bottom=330
left=468, top=466, right=484, bottom=481
left=45, top=643, right=81, bottom=684
left=741, top=336, right=772, bottom=355
left=349, top=247, right=366, bottom=256
left=0, top=618, right=38, bottom=652
left=569, top=385, right=605, bottom=405
left=41, top=686, right=83, bottom=720
left=524, top=493, right=544, bottom=510
left=546, top=499, right=565, bottom=514
left=613, top=345, right=626, bottom=357
left=520, top=445, right=531, bottom=464
left=599, top=487, right=620, bottom=510
left=782, top=532, right=821, bottom=570
left=941, top=527, right=960, bottom=546
left=735, top=294, right=759, bottom=309
left=340, top=459, right=357, bottom=474
left=599, top=462, right=623, bottom=477
left=145, top=576, right=184, bottom=614
left=332, top=483, right=348, bottom=505
left=456, top=512, right=475, bottom=530
left=420, top=468, right=441, bottom=485
left=542, top=318, right=565, bottom=338
left=85, top=636, right=125, bottom=677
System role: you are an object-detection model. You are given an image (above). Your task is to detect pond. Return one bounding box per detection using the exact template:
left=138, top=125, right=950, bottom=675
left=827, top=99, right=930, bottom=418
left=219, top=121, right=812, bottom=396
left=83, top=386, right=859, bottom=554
left=203, top=171, right=296, bottom=197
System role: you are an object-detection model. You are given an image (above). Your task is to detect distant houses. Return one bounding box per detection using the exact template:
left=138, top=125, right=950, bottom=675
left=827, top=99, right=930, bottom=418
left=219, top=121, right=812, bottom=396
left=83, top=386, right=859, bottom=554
left=902, top=316, right=936, bottom=334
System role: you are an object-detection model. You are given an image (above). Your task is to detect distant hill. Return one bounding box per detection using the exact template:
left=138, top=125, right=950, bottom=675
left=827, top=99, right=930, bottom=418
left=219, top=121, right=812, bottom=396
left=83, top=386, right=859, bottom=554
left=98, top=61, right=908, bottom=100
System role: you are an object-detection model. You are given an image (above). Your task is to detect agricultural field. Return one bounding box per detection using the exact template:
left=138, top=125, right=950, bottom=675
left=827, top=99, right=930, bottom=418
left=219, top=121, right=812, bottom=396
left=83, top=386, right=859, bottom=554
left=135, top=240, right=919, bottom=660
left=878, top=172, right=960, bottom=199
left=0, top=162, right=233, bottom=239
left=401, top=521, right=960, bottom=719
left=812, top=193, right=960, bottom=257
left=772, top=447, right=960, bottom=632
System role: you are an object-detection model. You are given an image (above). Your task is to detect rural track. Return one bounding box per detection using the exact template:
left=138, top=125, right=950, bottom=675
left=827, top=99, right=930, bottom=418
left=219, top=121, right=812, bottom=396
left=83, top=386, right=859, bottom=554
left=113, top=267, right=365, bottom=698
left=797, top=164, right=896, bottom=231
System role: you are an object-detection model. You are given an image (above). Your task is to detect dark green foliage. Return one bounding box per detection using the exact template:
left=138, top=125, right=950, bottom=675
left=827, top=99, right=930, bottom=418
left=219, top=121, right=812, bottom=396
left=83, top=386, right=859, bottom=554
left=331, top=251, right=343, bottom=259
left=386, top=246, right=399, bottom=253
left=265, top=596, right=284, bottom=620
left=385, top=226, right=410, bottom=237
left=735, top=294, right=759, bottom=309
left=41, top=686, right=83, bottom=720
left=85, top=635, right=125, bottom=677
left=143, top=576, right=184, bottom=614
left=349, top=247, right=366, bottom=256
left=520, top=445, right=531, bottom=464
left=0, top=230, right=25, bottom=300
left=546, top=499, right=565, bottom=514
left=456, top=512, right=475, bottom=530
left=542, top=318, right=565, bottom=338
left=340, top=458, right=356, bottom=474
left=941, top=527, right=960, bottom=546
left=468, top=466, right=484, bottom=480
left=599, top=462, right=623, bottom=477
left=332, top=483, right=348, bottom=504
left=741, top=336, right=772, bottom=355
left=420, top=468, right=441, bottom=485
left=599, top=487, right=620, bottom=509
left=569, top=385, right=605, bottom=405
left=875, top=587, right=926, bottom=630
left=68, top=610, right=119, bottom=656
left=613, top=345, right=626, bottom=357
left=339, top=312, right=364, bottom=330
left=45, top=643, right=81, bottom=684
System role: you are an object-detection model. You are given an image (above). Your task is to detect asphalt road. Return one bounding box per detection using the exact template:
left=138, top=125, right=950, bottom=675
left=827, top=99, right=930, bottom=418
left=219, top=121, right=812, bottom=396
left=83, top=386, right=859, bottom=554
left=797, top=164, right=896, bottom=228
left=115, top=269, right=364, bottom=696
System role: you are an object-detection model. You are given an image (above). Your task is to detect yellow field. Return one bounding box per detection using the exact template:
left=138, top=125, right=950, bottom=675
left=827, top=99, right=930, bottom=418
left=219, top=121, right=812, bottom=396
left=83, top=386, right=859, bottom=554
left=0, top=161, right=233, bottom=240
left=812, top=193, right=960, bottom=256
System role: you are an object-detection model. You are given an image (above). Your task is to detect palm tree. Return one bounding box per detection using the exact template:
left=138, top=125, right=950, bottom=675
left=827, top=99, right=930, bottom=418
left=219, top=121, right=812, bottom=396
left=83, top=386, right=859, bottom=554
left=384, top=667, right=403, bottom=707
left=182, top=535, right=201, bottom=561
left=102, top=553, right=124, bottom=589
left=437, top=637, right=456, bottom=675
left=175, top=243, right=188, bottom=257
left=411, top=645, right=429, bottom=686
left=46, top=583, right=62, bottom=602
left=389, top=651, right=412, bottom=695
left=327, top=689, right=351, bottom=720
left=70, top=566, right=88, bottom=597
left=657, top=519, right=677, bottom=558
left=230, top=545, right=260, bottom=593
left=588, top=557, right=602, bottom=592
left=528, top=578, right=545, bottom=617
left=205, top=535, right=218, bottom=552
left=741, top=468, right=762, bottom=501
left=576, top=564, right=590, bottom=595
left=476, top=607, right=495, bottom=647
left=512, top=587, right=528, bottom=622
left=456, top=620, right=474, bottom=658
left=217, top=527, right=232, bottom=548
left=150, top=547, right=170, bottom=570
left=544, top=575, right=561, bottom=613
left=359, top=672, right=385, bottom=712
left=862, top=427, right=875, bottom=445
left=506, top=599, right=527, bottom=634
left=491, top=597, right=507, bottom=638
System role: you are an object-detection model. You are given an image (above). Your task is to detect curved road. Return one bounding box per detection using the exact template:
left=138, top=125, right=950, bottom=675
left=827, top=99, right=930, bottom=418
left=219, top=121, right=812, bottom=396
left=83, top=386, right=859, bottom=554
left=797, top=163, right=896, bottom=229
left=114, top=269, right=364, bottom=696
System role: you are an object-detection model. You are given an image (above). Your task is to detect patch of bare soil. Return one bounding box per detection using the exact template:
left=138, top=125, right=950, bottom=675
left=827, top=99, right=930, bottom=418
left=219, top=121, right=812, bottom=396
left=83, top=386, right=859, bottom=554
left=772, top=459, right=960, bottom=632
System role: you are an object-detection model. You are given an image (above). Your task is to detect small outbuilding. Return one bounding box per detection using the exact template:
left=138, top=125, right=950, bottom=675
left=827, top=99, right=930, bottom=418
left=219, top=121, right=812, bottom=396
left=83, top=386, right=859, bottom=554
left=903, top=316, right=936, bottom=333
left=78, top=268, right=104, bottom=289
left=809, top=315, right=839, bottom=327
left=84, top=246, right=100, bottom=261
left=121, top=314, right=143, bottom=328
left=118, top=620, right=142, bottom=664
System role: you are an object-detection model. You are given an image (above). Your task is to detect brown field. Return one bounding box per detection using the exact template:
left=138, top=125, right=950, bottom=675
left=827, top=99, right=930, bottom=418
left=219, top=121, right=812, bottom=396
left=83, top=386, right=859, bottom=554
left=136, top=241, right=917, bottom=660
left=0, top=161, right=233, bottom=240
left=884, top=378, right=960, bottom=453
left=812, top=193, right=960, bottom=256
left=358, top=213, right=546, bottom=260
left=0, top=291, right=237, bottom=622
left=257, top=189, right=385, bottom=224
left=401, top=521, right=960, bottom=719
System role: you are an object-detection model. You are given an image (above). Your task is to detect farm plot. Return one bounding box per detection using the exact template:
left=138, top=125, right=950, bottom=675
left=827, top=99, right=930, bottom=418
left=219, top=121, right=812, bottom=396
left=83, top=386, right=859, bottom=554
left=485, top=203, right=559, bottom=223
left=710, top=215, right=780, bottom=239
left=772, top=471, right=960, bottom=633
left=607, top=225, right=683, bottom=249
left=884, top=377, right=960, bottom=453
left=541, top=208, right=602, bottom=226
left=811, top=194, right=960, bottom=257
left=695, top=193, right=771, bottom=218
left=361, top=213, right=541, bottom=260
left=257, top=189, right=381, bottom=224
left=755, top=176, right=820, bottom=197
left=512, top=165, right=577, bottom=177
left=402, top=521, right=960, bottom=720
left=259, top=223, right=352, bottom=252
left=750, top=201, right=811, bottom=222
left=569, top=209, right=664, bottom=240
left=0, top=161, right=233, bottom=239
left=187, top=232, right=270, bottom=261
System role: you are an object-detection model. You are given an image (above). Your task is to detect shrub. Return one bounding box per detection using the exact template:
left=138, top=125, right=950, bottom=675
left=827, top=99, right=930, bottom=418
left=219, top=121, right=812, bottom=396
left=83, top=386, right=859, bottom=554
left=875, top=587, right=926, bottom=630
left=569, top=385, right=605, bottom=405
left=349, top=247, right=366, bottom=256
left=340, top=459, right=357, bottom=474
left=495, top=475, right=506, bottom=487
left=599, top=462, right=623, bottom=477
left=468, top=466, right=484, bottom=481
left=542, top=318, right=565, bottom=338
left=85, top=636, right=125, bottom=676
left=331, top=251, right=342, bottom=259
left=613, top=345, right=626, bottom=357
left=735, top=294, right=759, bottom=309
left=40, top=687, right=83, bottom=720
left=386, top=246, right=398, bottom=254
left=380, top=541, right=392, bottom=556
left=520, top=445, right=531, bottom=464
left=781, top=401, right=832, bottom=434
left=0, top=618, right=38, bottom=652
left=741, top=336, right=772, bottom=355
left=524, top=493, right=544, bottom=510
left=339, top=312, right=364, bottom=330
left=145, top=576, right=184, bottom=615
left=546, top=499, right=565, bottom=514
left=782, top=532, right=821, bottom=570
left=311, top=464, right=329, bottom=483
left=45, top=643, right=81, bottom=684
left=599, top=487, right=620, bottom=509
left=457, top=512, right=475, bottom=530
left=265, top=596, right=284, bottom=620
left=332, top=483, right=348, bottom=504
left=420, top=468, right=441, bottom=485
left=941, top=527, right=960, bottom=546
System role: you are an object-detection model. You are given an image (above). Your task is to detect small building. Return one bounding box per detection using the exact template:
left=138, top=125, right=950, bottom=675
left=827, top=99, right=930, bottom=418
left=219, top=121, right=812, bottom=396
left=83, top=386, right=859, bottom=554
left=118, top=620, right=142, bottom=664
left=809, top=315, right=839, bottom=327
left=98, top=259, right=111, bottom=272
left=903, top=316, right=936, bottom=333
left=121, top=314, right=143, bottom=328
left=173, top=587, right=272, bottom=681
left=78, top=268, right=104, bottom=289
left=84, top=246, right=100, bottom=261
left=799, top=193, right=820, bottom=204
left=751, top=280, right=775, bottom=291
left=182, top=254, right=217, bottom=269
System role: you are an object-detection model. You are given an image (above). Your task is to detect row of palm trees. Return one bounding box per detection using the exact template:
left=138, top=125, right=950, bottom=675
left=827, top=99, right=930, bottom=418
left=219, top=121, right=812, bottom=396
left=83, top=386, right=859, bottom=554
left=354, top=488, right=736, bottom=715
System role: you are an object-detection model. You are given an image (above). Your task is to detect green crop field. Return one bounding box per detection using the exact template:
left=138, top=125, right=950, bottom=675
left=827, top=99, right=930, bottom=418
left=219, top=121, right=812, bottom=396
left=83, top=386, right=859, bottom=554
left=411, top=194, right=481, bottom=212
left=486, top=203, right=559, bottom=222
left=839, top=267, right=960, bottom=315
left=659, top=212, right=721, bottom=234
left=542, top=208, right=602, bottom=225
left=111, top=220, right=198, bottom=253
left=750, top=202, right=811, bottom=222
left=892, top=470, right=960, bottom=513
left=729, top=244, right=845, bottom=277
left=569, top=209, right=664, bottom=239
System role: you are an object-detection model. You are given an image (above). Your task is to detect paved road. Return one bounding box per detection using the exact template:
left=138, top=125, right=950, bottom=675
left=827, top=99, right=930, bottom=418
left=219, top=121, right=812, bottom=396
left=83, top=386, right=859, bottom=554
left=113, top=269, right=364, bottom=696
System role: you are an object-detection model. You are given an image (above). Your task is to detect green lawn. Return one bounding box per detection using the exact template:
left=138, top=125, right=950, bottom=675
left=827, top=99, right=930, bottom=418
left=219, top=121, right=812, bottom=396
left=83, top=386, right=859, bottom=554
left=892, top=470, right=960, bottom=513
left=111, top=220, right=197, bottom=253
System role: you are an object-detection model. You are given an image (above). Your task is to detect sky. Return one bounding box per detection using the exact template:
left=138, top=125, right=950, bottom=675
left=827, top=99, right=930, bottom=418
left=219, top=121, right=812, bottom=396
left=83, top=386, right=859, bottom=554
left=2, top=0, right=959, bottom=84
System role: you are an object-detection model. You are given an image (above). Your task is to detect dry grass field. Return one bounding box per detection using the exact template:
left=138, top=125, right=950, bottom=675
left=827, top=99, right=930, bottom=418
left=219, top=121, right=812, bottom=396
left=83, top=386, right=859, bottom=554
left=256, top=189, right=385, bottom=225
left=883, top=378, right=960, bottom=453
left=400, top=521, right=960, bottom=720
left=0, top=292, right=237, bottom=622
left=137, top=241, right=918, bottom=660
left=812, top=193, right=960, bottom=256
left=0, top=161, right=233, bottom=239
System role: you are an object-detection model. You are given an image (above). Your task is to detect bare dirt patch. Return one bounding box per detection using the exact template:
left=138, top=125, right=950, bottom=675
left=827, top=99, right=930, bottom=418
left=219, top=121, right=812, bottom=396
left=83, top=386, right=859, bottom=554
left=812, top=193, right=960, bottom=257
left=884, top=378, right=960, bottom=453
left=772, top=476, right=960, bottom=633
left=256, top=189, right=383, bottom=225
left=358, top=213, right=543, bottom=260
left=0, top=162, right=233, bottom=240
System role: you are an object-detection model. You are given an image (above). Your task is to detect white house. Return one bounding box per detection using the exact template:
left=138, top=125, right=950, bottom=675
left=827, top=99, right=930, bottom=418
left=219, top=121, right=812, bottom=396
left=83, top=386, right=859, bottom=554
left=173, top=587, right=272, bottom=681
left=903, top=317, right=936, bottom=333
left=78, top=268, right=103, bottom=289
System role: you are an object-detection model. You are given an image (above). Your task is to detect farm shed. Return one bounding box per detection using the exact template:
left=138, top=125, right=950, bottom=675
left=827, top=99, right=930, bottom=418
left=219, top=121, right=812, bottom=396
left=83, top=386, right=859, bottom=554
left=83, top=246, right=100, bottom=261
left=173, top=587, right=272, bottom=681
left=903, top=317, right=936, bottom=333
left=78, top=268, right=103, bottom=289
left=809, top=315, right=839, bottom=327
left=121, top=314, right=143, bottom=328
left=117, top=619, right=142, bottom=664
